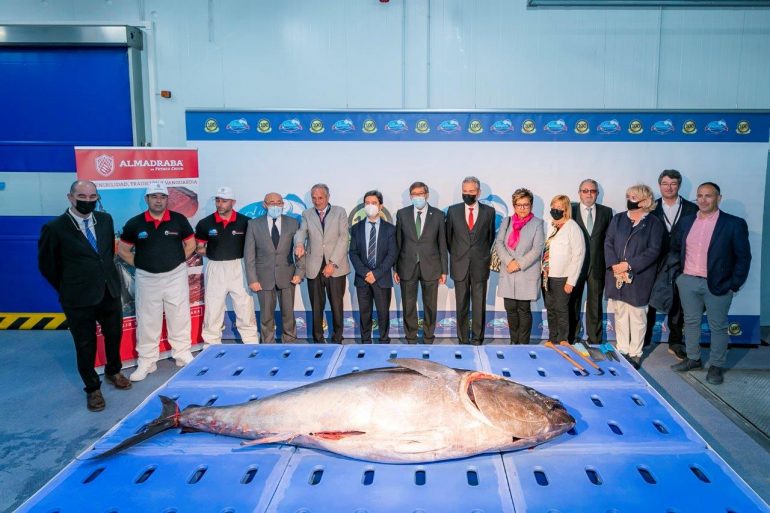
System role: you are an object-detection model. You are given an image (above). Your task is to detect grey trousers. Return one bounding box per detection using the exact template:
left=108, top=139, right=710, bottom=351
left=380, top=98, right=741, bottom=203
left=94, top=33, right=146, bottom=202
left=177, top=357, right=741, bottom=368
left=676, top=274, right=733, bottom=367
left=256, top=286, right=297, bottom=343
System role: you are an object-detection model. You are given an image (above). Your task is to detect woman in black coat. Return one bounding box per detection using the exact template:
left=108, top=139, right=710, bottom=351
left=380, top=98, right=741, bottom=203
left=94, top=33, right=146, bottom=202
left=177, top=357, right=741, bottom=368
left=604, top=184, right=665, bottom=368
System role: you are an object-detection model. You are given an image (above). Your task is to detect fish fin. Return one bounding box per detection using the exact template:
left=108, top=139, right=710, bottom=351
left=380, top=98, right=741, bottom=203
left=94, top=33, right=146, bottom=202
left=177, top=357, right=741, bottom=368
left=241, top=432, right=297, bottom=446
left=387, top=358, right=457, bottom=379
left=91, top=395, right=181, bottom=458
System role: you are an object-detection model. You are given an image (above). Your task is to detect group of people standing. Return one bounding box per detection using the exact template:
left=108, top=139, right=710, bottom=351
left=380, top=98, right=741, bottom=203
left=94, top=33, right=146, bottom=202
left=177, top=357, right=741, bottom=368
left=38, top=171, right=751, bottom=411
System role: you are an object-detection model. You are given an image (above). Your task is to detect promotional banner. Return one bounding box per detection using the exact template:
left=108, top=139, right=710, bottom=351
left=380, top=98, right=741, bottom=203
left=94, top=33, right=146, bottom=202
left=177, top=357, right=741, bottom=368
left=75, top=147, right=203, bottom=365
left=186, top=111, right=769, bottom=344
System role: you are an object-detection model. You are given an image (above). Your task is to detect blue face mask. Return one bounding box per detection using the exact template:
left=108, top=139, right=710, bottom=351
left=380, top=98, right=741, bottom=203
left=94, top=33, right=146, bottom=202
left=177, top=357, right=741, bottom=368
left=411, top=196, right=427, bottom=210
left=267, top=206, right=282, bottom=219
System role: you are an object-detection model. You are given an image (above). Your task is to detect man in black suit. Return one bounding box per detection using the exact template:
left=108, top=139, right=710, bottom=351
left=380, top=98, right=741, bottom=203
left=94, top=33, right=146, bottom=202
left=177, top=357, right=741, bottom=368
left=445, top=176, right=496, bottom=345
left=394, top=181, right=447, bottom=344
left=645, top=169, right=698, bottom=357
left=38, top=180, right=131, bottom=412
left=670, top=182, right=751, bottom=385
left=569, top=178, right=612, bottom=344
left=349, top=190, right=398, bottom=343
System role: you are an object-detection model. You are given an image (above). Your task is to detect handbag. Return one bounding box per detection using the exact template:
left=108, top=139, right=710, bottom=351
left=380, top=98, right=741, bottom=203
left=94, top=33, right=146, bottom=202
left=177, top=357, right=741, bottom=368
left=489, top=217, right=512, bottom=272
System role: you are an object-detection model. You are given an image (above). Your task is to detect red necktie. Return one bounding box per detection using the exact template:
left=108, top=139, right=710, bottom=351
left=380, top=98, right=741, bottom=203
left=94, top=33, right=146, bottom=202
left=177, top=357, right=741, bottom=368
left=468, top=207, right=474, bottom=230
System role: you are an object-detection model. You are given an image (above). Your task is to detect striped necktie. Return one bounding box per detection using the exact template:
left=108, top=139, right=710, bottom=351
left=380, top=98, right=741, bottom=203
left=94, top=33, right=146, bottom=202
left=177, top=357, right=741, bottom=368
left=367, top=222, right=377, bottom=269
left=83, top=218, right=98, bottom=252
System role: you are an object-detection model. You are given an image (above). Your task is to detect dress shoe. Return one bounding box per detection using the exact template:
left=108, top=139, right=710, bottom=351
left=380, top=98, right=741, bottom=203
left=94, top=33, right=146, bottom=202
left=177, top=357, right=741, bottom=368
left=629, top=355, right=642, bottom=370
left=671, top=358, right=702, bottom=372
left=667, top=344, right=687, bottom=360
left=87, top=390, right=106, bottom=412
left=130, top=362, right=158, bottom=382
left=706, top=366, right=724, bottom=385
left=106, top=372, right=132, bottom=390
left=175, top=352, right=194, bottom=367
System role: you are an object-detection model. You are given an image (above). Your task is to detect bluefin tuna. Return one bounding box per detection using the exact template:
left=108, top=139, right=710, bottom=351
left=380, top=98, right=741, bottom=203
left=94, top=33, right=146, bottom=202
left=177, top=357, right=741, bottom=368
left=96, top=359, right=575, bottom=463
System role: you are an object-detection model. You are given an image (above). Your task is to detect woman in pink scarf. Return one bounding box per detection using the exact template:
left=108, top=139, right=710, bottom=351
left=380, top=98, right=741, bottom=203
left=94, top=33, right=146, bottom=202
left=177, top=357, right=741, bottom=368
left=494, top=188, right=545, bottom=344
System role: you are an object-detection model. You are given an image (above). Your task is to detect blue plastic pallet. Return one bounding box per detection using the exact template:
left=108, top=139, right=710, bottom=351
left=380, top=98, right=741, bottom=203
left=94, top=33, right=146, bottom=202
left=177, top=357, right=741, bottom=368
left=20, top=344, right=770, bottom=513
left=266, top=449, right=515, bottom=513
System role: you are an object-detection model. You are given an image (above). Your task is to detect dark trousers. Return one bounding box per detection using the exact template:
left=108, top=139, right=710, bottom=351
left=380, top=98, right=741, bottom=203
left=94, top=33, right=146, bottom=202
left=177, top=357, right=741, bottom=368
left=400, top=264, right=438, bottom=342
left=61, top=287, right=123, bottom=393
left=356, top=283, right=392, bottom=342
left=543, top=277, right=570, bottom=343
left=307, top=271, right=346, bottom=343
left=568, top=271, right=605, bottom=343
left=454, top=274, right=488, bottom=344
left=645, top=283, right=684, bottom=345
left=504, top=298, right=532, bottom=344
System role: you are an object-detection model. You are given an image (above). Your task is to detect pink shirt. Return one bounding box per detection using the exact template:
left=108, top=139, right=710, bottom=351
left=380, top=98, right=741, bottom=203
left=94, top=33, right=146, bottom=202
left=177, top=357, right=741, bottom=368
left=684, top=210, right=720, bottom=277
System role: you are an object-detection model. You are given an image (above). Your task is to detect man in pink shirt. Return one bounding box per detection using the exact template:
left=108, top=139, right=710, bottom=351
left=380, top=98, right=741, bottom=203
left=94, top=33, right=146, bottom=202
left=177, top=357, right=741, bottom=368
left=668, top=182, right=751, bottom=384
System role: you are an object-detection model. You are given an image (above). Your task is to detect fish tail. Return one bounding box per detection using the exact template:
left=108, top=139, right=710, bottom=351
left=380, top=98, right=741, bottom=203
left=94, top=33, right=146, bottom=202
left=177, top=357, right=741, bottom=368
left=92, top=395, right=181, bottom=458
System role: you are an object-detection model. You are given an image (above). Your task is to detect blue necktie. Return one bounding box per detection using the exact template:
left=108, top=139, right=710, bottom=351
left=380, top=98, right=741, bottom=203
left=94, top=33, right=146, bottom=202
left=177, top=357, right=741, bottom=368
left=83, top=218, right=98, bottom=252
left=367, top=222, right=376, bottom=269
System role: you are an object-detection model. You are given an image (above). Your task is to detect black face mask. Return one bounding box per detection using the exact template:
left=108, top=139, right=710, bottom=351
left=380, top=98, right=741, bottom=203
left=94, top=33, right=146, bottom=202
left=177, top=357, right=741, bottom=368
left=462, top=194, right=477, bottom=206
left=75, top=200, right=98, bottom=215
left=627, top=200, right=641, bottom=210
left=550, top=208, right=565, bottom=220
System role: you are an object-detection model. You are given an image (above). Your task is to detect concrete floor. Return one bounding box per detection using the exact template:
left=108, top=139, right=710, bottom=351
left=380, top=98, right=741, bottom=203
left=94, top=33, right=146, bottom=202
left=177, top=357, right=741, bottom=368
left=1, top=330, right=768, bottom=512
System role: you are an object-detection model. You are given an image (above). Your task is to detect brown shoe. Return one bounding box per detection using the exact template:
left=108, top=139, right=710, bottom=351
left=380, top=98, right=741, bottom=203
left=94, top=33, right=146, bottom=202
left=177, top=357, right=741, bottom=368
left=87, top=390, right=106, bottom=412
left=106, top=372, right=132, bottom=390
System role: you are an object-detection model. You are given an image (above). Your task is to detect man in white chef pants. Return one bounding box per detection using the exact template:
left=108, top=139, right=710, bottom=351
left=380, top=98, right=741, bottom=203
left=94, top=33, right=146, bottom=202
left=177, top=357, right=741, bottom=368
left=195, top=186, right=258, bottom=345
left=118, top=182, right=197, bottom=381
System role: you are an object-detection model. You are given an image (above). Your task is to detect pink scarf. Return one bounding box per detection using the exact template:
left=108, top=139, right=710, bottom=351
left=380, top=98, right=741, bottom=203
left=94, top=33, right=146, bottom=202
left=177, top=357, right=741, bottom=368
left=507, top=213, right=534, bottom=249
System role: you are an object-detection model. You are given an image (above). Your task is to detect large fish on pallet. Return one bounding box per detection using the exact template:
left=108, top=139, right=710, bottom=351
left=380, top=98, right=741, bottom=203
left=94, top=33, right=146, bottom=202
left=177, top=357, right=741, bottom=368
left=97, top=358, right=575, bottom=463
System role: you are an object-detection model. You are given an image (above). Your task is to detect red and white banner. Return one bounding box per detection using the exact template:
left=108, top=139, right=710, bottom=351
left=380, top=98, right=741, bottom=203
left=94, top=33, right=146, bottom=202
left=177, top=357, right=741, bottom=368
left=75, top=147, right=204, bottom=367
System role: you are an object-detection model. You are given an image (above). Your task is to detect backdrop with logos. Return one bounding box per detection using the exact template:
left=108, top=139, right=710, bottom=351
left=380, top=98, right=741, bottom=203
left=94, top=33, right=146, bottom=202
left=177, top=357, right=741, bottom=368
left=185, top=111, right=769, bottom=343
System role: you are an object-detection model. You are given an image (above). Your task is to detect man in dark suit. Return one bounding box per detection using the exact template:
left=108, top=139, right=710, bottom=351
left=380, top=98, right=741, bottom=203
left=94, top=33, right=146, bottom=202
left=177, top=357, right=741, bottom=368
left=670, top=182, right=751, bottom=385
left=569, top=179, right=612, bottom=344
left=445, top=176, right=496, bottom=345
left=394, top=181, right=447, bottom=344
left=645, top=169, right=698, bottom=356
left=244, top=192, right=304, bottom=343
left=38, top=180, right=131, bottom=412
left=350, top=190, right=398, bottom=343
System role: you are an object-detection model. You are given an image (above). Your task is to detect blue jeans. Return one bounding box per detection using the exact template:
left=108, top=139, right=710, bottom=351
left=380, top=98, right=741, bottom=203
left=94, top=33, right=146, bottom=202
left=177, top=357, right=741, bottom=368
left=676, top=274, right=733, bottom=367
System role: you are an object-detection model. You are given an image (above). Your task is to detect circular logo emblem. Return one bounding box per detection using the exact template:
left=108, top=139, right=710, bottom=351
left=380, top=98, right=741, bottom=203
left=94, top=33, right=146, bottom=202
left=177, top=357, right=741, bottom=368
left=257, top=118, right=272, bottom=134
left=468, top=120, right=483, bottom=134
left=736, top=120, right=751, bottom=135
left=310, top=119, right=325, bottom=134
left=362, top=119, right=378, bottom=134
left=682, top=120, right=698, bottom=135
left=728, top=322, right=742, bottom=336
left=204, top=118, right=219, bottom=133
left=521, top=119, right=536, bottom=134
left=415, top=120, right=431, bottom=134
left=628, top=120, right=644, bottom=134
left=574, top=119, right=590, bottom=134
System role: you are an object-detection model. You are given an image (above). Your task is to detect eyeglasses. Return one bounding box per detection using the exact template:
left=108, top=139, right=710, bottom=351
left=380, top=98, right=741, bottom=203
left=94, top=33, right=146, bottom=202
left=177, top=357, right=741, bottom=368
left=580, top=189, right=598, bottom=194
left=659, top=182, right=679, bottom=188
left=514, top=203, right=531, bottom=209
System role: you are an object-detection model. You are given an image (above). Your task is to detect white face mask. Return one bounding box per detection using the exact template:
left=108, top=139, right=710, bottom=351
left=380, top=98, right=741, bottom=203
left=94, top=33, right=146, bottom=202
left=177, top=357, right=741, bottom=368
left=364, top=204, right=380, bottom=218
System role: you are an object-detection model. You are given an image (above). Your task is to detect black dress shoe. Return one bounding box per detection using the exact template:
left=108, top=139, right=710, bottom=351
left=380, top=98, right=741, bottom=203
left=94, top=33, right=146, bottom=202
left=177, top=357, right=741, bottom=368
left=706, top=366, right=724, bottom=385
left=87, top=390, right=106, bottom=412
left=106, top=372, right=132, bottom=390
left=667, top=344, right=687, bottom=360
left=671, top=358, right=702, bottom=372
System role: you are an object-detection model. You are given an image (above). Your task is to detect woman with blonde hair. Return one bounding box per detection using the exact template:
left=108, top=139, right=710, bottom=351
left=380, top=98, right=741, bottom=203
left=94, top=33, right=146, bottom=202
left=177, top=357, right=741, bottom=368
left=542, top=194, right=585, bottom=344
left=495, top=188, right=545, bottom=344
left=604, top=184, right=665, bottom=368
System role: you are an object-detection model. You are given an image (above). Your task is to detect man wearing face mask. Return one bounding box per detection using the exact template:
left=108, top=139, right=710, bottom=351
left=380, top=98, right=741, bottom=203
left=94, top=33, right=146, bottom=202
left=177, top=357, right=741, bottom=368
left=39, top=180, right=131, bottom=412
left=194, top=186, right=258, bottom=345
left=394, top=181, right=448, bottom=344
left=350, top=190, right=398, bottom=343
left=445, top=176, right=496, bottom=345
left=244, top=192, right=304, bottom=343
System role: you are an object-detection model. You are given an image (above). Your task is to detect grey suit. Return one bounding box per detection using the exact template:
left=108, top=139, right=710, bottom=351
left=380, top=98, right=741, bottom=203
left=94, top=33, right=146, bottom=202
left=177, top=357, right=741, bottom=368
left=294, top=205, right=350, bottom=342
left=244, top=215, right=304, bottom=342
left=395, top=204, right=447, bottom=342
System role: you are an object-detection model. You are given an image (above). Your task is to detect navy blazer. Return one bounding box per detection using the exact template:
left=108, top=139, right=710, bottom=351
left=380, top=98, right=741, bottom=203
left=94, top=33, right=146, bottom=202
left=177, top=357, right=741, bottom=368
left=349, top=218, right=398, bottom=288
left=669, top=210, right=751, bottom=296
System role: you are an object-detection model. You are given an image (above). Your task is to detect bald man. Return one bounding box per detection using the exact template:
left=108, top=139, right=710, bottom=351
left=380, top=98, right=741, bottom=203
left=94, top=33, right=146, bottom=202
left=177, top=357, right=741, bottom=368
left=244, top=193, right=304, bottom=343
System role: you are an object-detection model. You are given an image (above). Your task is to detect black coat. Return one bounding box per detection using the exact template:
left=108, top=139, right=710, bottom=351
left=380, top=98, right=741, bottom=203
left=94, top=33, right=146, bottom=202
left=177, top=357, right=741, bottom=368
left=604, top=212, right=665, bottom=307
left=445, top=202, right=496, bottom=282
left=395, top=205, right=448, bottom=281
left=650, top=196, right=698, bottom=256
left=38, top=210, right=122, bottom=308
left=571, top=202, right=613, bottom=279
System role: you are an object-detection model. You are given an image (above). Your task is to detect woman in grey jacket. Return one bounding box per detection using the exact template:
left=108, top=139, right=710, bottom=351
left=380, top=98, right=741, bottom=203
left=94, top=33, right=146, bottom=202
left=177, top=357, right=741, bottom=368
left=495, top=188, right=545, bottom=344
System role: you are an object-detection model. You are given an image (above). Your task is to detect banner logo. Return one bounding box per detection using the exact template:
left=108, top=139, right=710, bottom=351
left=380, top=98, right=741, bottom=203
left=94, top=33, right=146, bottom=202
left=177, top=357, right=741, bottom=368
left=226, top=118, right=250, bottom=134
left=310, top=119, right=325, bottom=134
left=544, top=119, right=567, bottom=134
left=332, top=119, right=355, bottom=133
left=468, top=119, right=484, bottom=134
left=438, top=119, right=461, bottom=133
left=574, top=120, right=590, bottom=134
left=597, top=119, right=620, bottom=134
left=652, top=119, right=674, bottom=135
left=415, top=120, right=431, bottom=134
left=94, top=154, right=115, bottom=177
left=385, top=119, right=408, bottom=134
left=682, top=120, right=698, bottom=135
left=362, top=119, right=378, bottom=134
left=521, top=119, right=536, bottom=134
left=257, top=119, right=272, bottom=133
left=279, top=119, right=303, bottom=133
left=628, top=120, right=643, bottom=134
left=736, top=120, right=751, bottom=135
left=728, top=322, right=742, bottom=336
left=705, top=120, right=728, bottom=135
left=204, top=118, right=219, bottom=133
